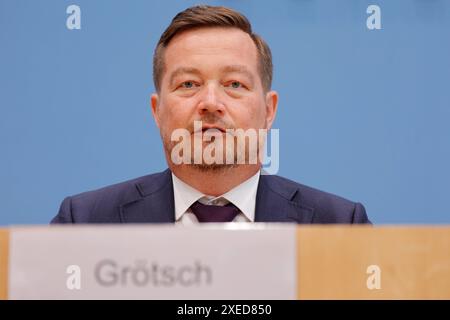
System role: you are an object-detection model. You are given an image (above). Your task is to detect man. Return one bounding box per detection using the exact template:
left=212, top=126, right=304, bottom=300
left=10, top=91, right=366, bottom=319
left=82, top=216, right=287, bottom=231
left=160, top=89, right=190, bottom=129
left=51, top=5, right=371, bottom=224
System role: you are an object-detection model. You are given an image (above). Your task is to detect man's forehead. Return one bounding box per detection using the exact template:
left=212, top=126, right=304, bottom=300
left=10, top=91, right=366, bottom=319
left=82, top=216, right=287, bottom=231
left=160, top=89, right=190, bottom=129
left=168, top=65, right=255, bottom=84
left=170, top=65, right=254, bottom=76
left=164, top=27, right=258, bottom=64
left=168, top=26, right=255, bottom=47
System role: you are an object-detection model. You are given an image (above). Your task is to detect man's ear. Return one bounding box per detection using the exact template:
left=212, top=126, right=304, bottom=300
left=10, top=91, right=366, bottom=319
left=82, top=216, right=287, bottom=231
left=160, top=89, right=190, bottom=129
left=151, top=93, right=161, bottom=128
left=265, top=90, right=278, bottom=130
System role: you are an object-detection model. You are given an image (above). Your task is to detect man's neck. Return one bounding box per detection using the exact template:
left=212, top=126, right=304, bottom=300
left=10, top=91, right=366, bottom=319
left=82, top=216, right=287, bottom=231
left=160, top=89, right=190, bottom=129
left=169, top=164, right=261, bottom=197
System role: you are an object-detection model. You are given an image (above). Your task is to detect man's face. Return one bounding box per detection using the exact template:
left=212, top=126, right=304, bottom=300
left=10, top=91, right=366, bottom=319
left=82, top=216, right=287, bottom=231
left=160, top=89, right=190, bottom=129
left=151, top=27, right=278, bottom=169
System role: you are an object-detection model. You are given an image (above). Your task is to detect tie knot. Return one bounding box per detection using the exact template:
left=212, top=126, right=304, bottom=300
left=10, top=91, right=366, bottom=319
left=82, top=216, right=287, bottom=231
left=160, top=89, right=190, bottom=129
left=190, top=201, right=240, bottom=223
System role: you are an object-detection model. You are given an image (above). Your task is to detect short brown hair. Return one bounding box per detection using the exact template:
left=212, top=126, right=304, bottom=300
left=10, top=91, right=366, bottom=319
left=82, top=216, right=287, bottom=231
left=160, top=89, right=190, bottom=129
left=153, top=5, right=273, bottom=92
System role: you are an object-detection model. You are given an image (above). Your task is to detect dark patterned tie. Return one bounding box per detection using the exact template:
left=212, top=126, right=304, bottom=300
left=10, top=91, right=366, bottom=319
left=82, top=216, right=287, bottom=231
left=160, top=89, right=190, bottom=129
left=190, top=201, right=240, bottom=222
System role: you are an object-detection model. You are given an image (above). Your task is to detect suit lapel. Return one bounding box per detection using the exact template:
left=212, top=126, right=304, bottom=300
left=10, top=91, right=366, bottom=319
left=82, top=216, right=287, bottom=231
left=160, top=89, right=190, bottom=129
left=255, top=175, right=315, bottom=223
left=119, top=169, right=175, bottom=223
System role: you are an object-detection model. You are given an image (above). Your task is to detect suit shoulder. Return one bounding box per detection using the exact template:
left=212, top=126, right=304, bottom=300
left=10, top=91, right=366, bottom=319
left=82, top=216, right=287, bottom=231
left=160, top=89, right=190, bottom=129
left=61, top=170, right=170, bottom=222
left=70, top=172, right=158, bottom=203
left=262, top=174, right=353, bottom=203
left=262, top=174, right=365, bottom=223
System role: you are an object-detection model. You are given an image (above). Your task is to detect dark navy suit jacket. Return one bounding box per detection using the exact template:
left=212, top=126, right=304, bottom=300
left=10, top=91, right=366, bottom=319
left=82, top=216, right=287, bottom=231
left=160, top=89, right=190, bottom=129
left=51, top=169, right=371, bottom=224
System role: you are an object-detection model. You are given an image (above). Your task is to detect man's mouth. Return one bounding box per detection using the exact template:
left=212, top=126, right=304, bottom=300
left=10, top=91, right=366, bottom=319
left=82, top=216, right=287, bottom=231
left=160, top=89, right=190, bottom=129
left=193, top=125, right=227, bottom=134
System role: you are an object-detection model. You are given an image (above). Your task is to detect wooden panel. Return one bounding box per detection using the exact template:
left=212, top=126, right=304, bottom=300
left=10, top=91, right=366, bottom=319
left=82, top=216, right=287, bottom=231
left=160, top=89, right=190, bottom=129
left=0, top=229, right=8, bottom=300
left=297, top=226, right=450, bottom=299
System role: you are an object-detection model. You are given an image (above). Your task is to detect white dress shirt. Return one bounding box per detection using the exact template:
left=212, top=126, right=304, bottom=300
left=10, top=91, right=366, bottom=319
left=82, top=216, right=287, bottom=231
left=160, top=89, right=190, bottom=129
left=172, top=171, right=261, bottom=225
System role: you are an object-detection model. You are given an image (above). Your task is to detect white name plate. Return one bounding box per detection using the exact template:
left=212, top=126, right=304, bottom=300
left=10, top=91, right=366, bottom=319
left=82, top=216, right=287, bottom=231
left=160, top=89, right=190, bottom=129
left=9, top=224, right=296, bottom=299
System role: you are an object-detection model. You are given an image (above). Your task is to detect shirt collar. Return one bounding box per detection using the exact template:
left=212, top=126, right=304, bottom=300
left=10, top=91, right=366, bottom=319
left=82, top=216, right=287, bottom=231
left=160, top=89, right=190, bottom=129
left=171, top=170, right=261, bottom=222
left=172, top=173, right=204, bottom=221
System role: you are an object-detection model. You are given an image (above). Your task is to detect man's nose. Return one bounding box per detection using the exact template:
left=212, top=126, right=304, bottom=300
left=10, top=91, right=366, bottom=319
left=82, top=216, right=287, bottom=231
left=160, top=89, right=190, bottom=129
left=197, top=83, right=225, bottom=116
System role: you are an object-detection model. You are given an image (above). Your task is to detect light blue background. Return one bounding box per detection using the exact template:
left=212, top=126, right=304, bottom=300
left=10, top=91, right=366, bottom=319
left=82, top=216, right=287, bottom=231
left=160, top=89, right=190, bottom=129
left=1, top=0, right=449, bottom=225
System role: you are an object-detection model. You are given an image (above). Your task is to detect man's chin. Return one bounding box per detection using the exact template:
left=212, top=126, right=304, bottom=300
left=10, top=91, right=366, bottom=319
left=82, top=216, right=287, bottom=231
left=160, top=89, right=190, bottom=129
left=188, top=163, right=239, bottom=172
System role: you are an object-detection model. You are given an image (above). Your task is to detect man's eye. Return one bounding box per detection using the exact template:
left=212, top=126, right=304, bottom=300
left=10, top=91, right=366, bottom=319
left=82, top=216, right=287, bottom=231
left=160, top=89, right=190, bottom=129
left=227, top=81, right=244, bottom=89
left=181, top=81, right=195, bottom=89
